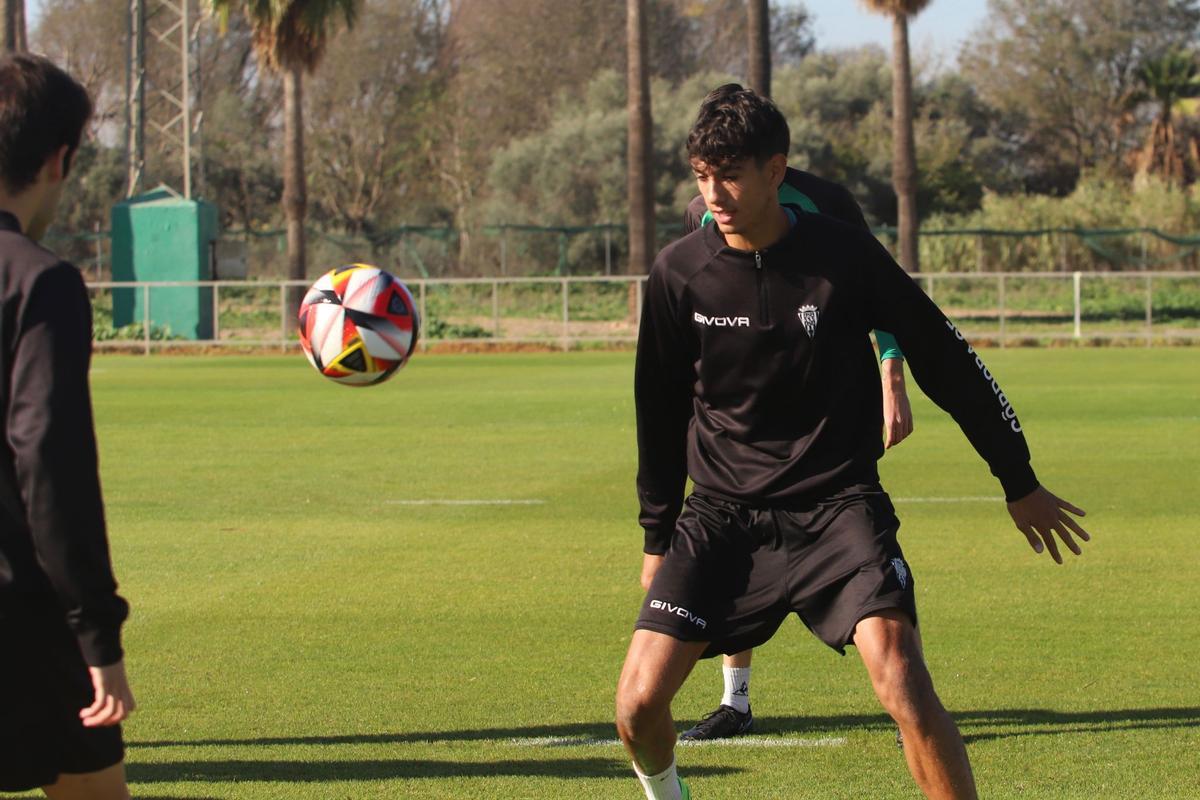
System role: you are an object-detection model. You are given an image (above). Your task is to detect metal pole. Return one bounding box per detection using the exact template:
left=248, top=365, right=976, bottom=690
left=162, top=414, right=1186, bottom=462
left=397, top=226, right=405, bottom=275
left=1080, top=272, right=1089, bottom=340
left=998, top=273, right=1006, bottom=347
left=93, top=221, right=103, bottom=281
left=279, top=283, right=287, bottom=351
left=191, top=9, right=206, bottom=199
left=605, top=226, right=612, bottom=276
left=212, top=283, right=220, bottom=343
left=492, top=280, right=500, bottom=337
left=418, top=280, right=427, bottom=351
left=126, top=0, right=145, bottom=197
left=1145, top=274, right=1153, bottom=346
left=635, top=276, right=643, bottom=327
left=142, top=283, right=151, bottom=355
left=500, top=227, right=507, bottom=276
left=181, top=0, right=191, bottom=198
left=561, top=278, right=569, bottom=351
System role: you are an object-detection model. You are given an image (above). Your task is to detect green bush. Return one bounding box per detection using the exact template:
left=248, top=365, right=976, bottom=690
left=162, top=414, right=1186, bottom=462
left=919, top=174, right=1200, bottom=273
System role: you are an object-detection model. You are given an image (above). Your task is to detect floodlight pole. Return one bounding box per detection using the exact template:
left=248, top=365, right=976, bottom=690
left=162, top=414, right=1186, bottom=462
left=130, top=0, right=196, bottom=198
left=181, top=0, right=191, bottom=198
left=126, top=0, right=145, bottom=197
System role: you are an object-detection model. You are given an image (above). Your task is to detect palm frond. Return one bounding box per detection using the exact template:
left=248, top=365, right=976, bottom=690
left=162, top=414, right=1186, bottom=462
left=859, top=0, right=933, bottom=17
left=206, top=0, right=357, bottom=73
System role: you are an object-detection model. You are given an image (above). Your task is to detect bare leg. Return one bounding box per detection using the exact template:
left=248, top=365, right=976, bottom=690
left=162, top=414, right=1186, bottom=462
left=854, top=610, right=977, bottom=800
left=43, top=762, right=131, bottom=800
left=616, top=629, right=709, bottom=774
left=722, top=648, right=752, bottom=669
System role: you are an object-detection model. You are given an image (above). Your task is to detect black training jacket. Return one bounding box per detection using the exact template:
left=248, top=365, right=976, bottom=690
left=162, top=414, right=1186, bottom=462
left=635, top=213, right=1038, bottom=554
left=0, top=211, right=127, bottom=666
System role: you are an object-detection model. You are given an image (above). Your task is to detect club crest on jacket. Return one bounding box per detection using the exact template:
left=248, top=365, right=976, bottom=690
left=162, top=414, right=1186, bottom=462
left=798, top=304, right=819, bottom=338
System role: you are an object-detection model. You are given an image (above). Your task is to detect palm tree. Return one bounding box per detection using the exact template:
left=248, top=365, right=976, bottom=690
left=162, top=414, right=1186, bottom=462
left=2, top=0, right=26, bottom=51
left=861, top=0, right=930, bottom=273
left=627, top=0, right=654, bottom=274
left=208, top=0, right=357, bottom=318
left=1135, top=50, right=1200, bottom=184
left=747, top=0, right=769, bottom=97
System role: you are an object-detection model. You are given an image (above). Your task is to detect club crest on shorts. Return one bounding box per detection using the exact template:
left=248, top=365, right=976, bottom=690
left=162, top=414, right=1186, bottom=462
left=798, top=304, right=819, bottom=338
left=891, top=558, right=909, bottom=590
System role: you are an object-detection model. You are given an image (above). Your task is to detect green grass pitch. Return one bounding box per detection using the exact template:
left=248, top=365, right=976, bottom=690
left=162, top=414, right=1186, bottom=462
left=19, top=348, right=1199, bottom=799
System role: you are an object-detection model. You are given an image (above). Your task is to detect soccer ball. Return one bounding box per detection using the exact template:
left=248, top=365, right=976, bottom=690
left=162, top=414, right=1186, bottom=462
left=298, top=264, right=420, bottom=386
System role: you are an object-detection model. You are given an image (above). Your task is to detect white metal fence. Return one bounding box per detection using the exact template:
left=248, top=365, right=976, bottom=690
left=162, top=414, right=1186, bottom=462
left=87, top=271, right=1200, bottom=354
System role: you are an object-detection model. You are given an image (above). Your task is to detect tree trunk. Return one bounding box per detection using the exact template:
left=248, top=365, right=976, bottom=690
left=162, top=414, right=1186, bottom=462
left=627, top=0, right=655, bottom=275
left=747, top=0, right=770, bottom=97
left=283, top=65, right=308, bottom=325
left=1, top=0, right=26, bottom=52
left=891, top=13, right=919, bottom=273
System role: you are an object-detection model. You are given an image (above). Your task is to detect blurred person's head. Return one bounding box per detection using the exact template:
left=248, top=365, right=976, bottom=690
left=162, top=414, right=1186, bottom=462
left=0, top=53, right=92, bottom=240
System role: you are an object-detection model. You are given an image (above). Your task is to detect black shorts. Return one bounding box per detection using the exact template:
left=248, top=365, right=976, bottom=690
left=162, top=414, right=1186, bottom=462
left=0, top=608, right=125, bottom=792
left=635, top=484, right=916, bottom=658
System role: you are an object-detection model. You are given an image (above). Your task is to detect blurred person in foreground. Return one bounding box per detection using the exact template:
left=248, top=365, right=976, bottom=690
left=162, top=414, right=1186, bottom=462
left=0, top=53, right=134, bottom=800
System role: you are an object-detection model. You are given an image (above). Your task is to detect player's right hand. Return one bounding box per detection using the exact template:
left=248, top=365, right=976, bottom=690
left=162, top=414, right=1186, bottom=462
left=80, top=659, right=136, bottom=727
left=640, top=553, right=664, bottom=591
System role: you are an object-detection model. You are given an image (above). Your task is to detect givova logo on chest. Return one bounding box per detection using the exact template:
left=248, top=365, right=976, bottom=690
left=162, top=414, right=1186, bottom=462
left=693, top=311, right=750, bottom=328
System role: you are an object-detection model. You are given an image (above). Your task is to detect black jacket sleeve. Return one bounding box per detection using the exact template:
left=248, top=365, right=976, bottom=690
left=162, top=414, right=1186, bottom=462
left=825, top=184, right=872, bottom=233
left=634, top=261, right=694, bottom=554
left=9, top=262, right=128, bottom=666
left=853, top=234, right=1039, bottom=501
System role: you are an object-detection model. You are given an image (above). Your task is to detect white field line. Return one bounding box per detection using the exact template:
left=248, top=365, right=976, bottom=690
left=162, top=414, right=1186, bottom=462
left=506, top=735, right=847, bottom=749
left=384, top=499, right=547, bottom=506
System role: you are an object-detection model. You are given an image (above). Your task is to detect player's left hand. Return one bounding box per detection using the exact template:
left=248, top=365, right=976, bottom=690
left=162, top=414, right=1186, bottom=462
left=1006, top=486, right=1091, bottom=564
left=881, top=359, right=913, bottom=449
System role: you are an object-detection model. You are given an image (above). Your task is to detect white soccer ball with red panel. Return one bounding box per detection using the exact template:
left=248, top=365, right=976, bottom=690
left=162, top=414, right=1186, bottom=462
left=298, top=264, right=420, bottom=386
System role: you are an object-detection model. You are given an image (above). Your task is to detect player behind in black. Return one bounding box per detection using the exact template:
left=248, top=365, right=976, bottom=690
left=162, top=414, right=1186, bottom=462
left=615, top=85, right=1090, bottom=800
left=673, top=145, right=914, bottom=742
left=0, top=54, right=134, bottom=799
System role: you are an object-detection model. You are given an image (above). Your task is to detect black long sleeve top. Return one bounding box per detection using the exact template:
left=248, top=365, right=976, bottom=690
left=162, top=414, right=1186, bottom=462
left=635, top=213, right=1038, bottom=554
left=0, top=211, right=128, bottom=666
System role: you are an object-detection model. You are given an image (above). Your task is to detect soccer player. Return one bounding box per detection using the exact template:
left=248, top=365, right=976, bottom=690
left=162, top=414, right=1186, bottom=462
left=0, top=54, right=135, bottom=799
left=617, top=86, right=1090, bottom=800
left=675, top=123, right=915, bottom=741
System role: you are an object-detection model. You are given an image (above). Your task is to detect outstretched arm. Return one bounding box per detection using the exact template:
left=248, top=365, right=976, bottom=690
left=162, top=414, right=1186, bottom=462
left=857, top=235, right=1089, bottom=561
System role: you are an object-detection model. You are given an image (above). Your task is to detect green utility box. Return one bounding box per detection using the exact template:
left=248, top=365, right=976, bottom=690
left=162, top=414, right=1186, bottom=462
left=111, top=189, right=219, bottom=340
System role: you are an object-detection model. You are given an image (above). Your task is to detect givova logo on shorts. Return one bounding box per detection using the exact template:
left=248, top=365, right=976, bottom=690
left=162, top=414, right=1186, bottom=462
left=649, top=599, right=707, bottom=629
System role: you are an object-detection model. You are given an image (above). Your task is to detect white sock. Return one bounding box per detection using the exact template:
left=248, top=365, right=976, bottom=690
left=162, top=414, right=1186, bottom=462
left=633, top=758, right=684, bottom=800
left=722, top=665, right=751, bottom=713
